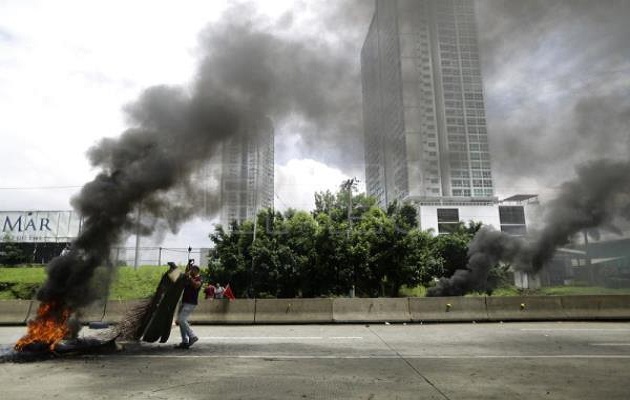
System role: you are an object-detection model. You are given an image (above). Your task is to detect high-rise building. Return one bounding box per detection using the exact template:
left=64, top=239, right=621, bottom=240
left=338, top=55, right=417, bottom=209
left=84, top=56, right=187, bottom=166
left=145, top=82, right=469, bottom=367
left=220, top=117, right=274, bottom=227
left=362, top=0, right=494, bottom=209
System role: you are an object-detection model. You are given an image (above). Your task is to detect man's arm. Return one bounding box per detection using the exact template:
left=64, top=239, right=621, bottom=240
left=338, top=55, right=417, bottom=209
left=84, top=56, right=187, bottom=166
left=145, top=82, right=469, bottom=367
left=189, top=275, right=202, bottom=289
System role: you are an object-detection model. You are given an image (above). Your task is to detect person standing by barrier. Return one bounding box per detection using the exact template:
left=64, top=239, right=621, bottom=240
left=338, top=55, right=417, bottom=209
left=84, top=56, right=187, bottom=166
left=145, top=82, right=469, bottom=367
left=215, top=283, right=225, bottom=299
left=175, top=264, right=202, bottom=349
left=204, top=282, right=216, bottom=300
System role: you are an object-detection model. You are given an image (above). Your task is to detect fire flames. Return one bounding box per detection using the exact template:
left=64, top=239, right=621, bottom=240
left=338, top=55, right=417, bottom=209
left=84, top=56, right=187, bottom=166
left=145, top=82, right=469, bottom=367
left=14, top=301, right=72, bottom=352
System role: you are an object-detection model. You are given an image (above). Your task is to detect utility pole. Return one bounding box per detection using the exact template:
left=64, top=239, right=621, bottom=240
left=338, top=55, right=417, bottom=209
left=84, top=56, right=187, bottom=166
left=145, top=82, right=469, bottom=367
left=583, top=230, right=593, bottom=284
left=341, top=177, right=358, bottom=297
left=249, top=140, right=261, bottom=299
left=133, top=205, right=141, bottom=270
left=341, top=177, right=358, bottom=231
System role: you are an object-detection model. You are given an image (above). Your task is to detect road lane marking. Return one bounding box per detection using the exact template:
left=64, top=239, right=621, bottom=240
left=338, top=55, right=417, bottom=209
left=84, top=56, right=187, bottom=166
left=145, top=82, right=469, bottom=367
left=198, top=336, right=363, bottom=340
left=108, top=354, right=630, bottom=360
left=521, top=328, right=630, bottom=332
left=590, top=343, right=630, bottom=346
left=199, top=336, right=324, bottom=340
left=329, top=336, right=363, bottom=340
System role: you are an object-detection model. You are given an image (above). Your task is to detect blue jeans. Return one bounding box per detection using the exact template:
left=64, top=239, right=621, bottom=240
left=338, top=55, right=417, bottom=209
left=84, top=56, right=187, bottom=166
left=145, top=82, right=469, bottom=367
left=177, top=302, right=197, bottom=343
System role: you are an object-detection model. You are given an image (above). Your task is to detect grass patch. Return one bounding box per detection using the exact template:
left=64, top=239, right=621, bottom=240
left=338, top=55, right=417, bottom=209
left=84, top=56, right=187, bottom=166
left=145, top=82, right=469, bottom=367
left=108, top=266, right=165, bottom=300
left=401, top=284, right=630, bottom=297
left=0, top=267, right=46, bottom=284
left=4, top=266, right=630, bottom=299
left=399, top=285, right=427, bottom=297
left=540, top=285, right=630, bottom=296
left=0, top=265, right=167, bottom=300
left=0, top=291, right=17, bottom=300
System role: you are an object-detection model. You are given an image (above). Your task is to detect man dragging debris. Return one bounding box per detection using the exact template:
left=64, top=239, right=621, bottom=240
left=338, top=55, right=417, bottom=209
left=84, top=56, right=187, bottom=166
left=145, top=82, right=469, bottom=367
left=175, top=263, right=202, bottom=349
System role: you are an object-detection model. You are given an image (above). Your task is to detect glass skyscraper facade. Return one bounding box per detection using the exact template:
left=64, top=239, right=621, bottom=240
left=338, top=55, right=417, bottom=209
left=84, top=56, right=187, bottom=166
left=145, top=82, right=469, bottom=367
left=220, top=117, right=274, bottom=227
left=362, top=0, right=494, bottom=208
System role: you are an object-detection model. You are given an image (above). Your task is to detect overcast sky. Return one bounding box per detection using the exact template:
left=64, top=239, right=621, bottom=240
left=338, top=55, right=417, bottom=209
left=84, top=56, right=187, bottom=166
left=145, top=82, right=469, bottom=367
left=1, top=0, right=629, bottom=248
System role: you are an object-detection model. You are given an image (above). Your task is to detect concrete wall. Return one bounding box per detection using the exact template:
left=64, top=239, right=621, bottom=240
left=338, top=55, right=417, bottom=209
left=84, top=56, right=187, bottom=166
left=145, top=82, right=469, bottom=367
left=1, top=295, right=629, bottom=325
left=410, top=296, right=487, bottom=322
left=333, top=298, right=410, bottom=323
left=103, top=300, right=145, bottom=324
left=255, top=298, right=333, bottom=323
left=0, top=299, right=31, bottom=325
left=486, top=296, right=565, bottom=321
left=192, top=299, right=255, bottom=324
left=561, top=295, right=630, bottom=320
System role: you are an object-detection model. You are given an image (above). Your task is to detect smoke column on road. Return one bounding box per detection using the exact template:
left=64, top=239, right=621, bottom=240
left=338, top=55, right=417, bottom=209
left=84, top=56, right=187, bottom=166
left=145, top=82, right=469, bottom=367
left=428, top=159, right=630, bottom=296
left=37, top=3, right=361, bottom=311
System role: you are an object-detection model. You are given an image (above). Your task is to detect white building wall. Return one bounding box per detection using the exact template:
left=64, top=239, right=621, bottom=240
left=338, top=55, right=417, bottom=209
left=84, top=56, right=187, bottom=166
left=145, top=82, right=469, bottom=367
left=418, top=204, right=501, bottom=233
left=1, top=210, right=82, bottom=242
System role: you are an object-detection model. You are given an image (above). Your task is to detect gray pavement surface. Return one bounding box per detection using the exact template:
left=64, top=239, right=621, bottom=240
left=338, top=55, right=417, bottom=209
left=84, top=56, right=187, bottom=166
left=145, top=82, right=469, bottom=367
left=1, top=321, right=630, bottom=399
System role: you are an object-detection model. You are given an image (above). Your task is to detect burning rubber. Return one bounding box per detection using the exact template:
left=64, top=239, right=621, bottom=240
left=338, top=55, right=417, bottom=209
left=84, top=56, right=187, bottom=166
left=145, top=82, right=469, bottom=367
left=5, top=263, right=186, bottom=363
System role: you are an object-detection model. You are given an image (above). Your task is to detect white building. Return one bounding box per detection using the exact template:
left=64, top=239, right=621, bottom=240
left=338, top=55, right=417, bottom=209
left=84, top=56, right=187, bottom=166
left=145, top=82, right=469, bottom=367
left=413, top=194, right=542, bottom=289
left=411, top=194, right=539, bottom=235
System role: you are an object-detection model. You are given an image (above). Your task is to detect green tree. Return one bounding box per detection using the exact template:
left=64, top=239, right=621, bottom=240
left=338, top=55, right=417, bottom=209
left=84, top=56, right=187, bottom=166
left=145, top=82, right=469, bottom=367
left=312, top=212, right=351, bottom=296
left=0, top=234, right=26, bottom=266
left=433, top=221, right=481, bottom=278
left=403, top=229, right=443, bottom=287
left=209, top=181, right=473, bottom=298
left=209, top=220, right=251, bottom=297
left=284, top=211, right=318, bottom=297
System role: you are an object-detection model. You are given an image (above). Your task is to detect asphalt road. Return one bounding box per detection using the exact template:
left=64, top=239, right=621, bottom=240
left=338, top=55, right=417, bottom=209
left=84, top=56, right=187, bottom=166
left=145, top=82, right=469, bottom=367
left=1, top=321, right=630, bottom=399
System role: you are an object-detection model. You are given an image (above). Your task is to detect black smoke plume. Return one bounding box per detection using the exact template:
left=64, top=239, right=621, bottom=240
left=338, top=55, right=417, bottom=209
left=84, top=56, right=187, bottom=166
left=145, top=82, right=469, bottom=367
left=36, top=3, right=364, bottom=311
left=476, top=0, right=630, bottom=191
left=428, top=159, right=630, bottom=296
left=427, top=1, right=630, bottom=297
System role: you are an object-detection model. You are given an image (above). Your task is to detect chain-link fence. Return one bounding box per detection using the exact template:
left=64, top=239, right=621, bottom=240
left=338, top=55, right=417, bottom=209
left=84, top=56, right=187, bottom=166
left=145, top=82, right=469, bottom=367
left=112, top=247, right=211, bottom=268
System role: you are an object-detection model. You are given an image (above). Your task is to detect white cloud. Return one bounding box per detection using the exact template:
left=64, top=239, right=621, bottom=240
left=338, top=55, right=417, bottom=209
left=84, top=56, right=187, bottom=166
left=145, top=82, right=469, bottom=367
left=275, top=158, right=363, bottom=212
left=0, top=1, right=370, bottom=253
left=0, top=1, right=304, bottom=207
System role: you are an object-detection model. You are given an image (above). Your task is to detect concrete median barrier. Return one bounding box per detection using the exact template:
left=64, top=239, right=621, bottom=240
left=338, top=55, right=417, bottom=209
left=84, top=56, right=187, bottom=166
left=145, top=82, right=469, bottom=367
left=3, top=295, right=628, bottom=326
left=561, top=295, right=630, bottom=320
left=486, top=296, right=566, bottom=321
left=192, top=299, right=255, bottom=324
left=103, top=300, right=146, bottom=324
left=409, top=297, right=488, bottom=322
left=255, top=298, right=333, bottom=323
left=77, top=301, right=106, bottom=323
left=0, top=300, right=32, bottom=324
left=333, top=298, right=410, bottom=323
left=25, top=300, right=40, bottom=322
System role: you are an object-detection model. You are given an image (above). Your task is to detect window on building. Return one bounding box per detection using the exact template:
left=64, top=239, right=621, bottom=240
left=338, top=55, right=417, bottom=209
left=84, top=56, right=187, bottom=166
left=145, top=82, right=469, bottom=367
left=500, top=225, right=527, bottom=235
left=499, top=206, right=527, bottom=235
left=499, top=206, right=525, bottom=224
left=437, top=208, right=460, bottom=234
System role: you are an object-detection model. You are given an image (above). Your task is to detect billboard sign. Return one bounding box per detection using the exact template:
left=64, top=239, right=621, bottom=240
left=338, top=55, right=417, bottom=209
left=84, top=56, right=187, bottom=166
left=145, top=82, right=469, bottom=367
left=1, top=211, right=82, bottom=243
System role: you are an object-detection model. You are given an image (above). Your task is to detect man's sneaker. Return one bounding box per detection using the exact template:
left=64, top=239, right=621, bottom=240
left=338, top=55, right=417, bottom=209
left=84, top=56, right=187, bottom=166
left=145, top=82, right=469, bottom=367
left=174, top=342, right=190, bottom=349
left=188, top=336, right=199, bottom=347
